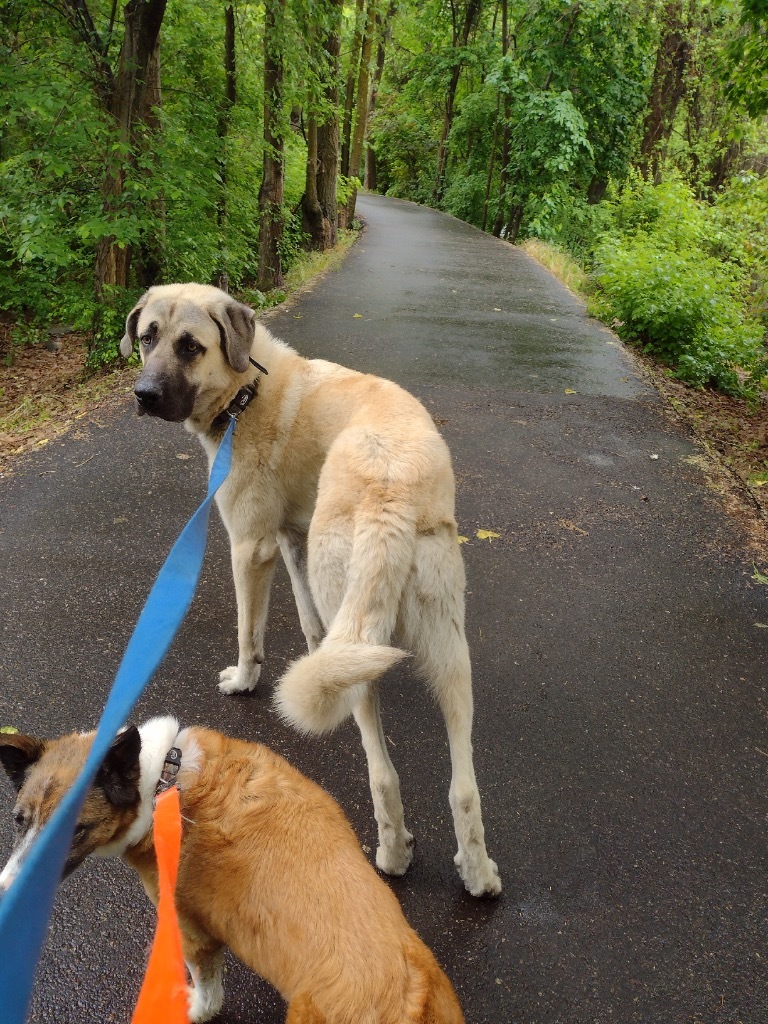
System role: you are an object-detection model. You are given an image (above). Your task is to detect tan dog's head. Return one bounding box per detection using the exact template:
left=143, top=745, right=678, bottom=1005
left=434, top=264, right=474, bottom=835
left=120, top=283, right=256, bottom=422
left=0, top=727, right=142, bottom=890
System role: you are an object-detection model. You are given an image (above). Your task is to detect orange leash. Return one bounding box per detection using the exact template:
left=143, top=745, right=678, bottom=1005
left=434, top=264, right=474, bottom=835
left=132, top=787, right=188, bottom=1024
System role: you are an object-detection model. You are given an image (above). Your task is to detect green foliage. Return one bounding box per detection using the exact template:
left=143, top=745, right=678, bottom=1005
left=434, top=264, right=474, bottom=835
left=1, top=0, right=766, bottom=406
left=707, top=170, right=768, bottom=324
left=89, top=289, right=139, bottom=369
left=594, top=177, right=766, bottom=395
left=0, top=32, right=106, bottom=324
left=368, top=98, right=439, bottom=204
left=721, top=0, right=768, bottom=117
left=0, top=0, right=314, bottom=355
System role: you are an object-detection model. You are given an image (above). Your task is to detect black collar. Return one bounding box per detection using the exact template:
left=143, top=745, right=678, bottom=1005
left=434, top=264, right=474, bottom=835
left=212, top=357, right=268, bottom=430
left=215, top=381, right=258, bottom=427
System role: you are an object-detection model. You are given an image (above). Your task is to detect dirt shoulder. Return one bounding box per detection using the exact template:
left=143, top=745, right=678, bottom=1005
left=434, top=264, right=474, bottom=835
left=630, top=350, right=768, bottom=552
left=0, top=326, right=138, bottom=477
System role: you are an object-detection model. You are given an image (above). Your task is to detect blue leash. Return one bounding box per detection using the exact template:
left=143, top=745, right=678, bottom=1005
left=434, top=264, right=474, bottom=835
left=0, top=416, right=235, bottom=1023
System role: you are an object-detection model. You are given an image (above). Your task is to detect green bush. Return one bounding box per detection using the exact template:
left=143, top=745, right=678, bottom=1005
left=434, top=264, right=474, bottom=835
left=595, top=235, right=764, bottom=394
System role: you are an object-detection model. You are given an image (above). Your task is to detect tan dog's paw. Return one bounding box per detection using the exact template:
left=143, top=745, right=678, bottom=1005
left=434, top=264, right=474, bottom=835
left=454, top=850, right=502, bottom=898
left=376, top=830, right=415, bottom=876
left=218, top=663, right=261, bottom=695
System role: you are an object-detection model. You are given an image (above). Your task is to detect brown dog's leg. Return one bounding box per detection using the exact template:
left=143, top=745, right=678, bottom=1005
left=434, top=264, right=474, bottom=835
left=286, top=991, right=327, bottom=1023
left=181, top=925, right=225, bottom=1024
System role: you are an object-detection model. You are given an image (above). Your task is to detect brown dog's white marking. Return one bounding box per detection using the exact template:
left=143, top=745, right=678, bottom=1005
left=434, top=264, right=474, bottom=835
left=120, top=283, right=500, bottom=897
left=0, top=718, right=466, bottom=1023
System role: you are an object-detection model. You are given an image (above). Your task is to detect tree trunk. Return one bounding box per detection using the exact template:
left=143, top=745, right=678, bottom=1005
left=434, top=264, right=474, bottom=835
left=638, top=1, right=693, bottom=180
left=219, top=3, right=237, bottom=204
left=302, top=0, right=342, bottom=250
left=340, top=0, right=366, bottom=179
left=433, top=0, right=483, bottom=204
left=257, top=0, right=286, bottom=291
left=491, top=0, right=510, bottom=237
left=505, top=203, right=524, bottom=243
left=215, top=4, right=236, bottom=285
left=94, top=0, right=168, bottom=298
left=301, top=115, right=331, bottom=249
left=135, top=44, right=165, bottom=286
left=364, top=1, right=394, bottom=191
left=481, top=95, right=500, bottom=232
left=586, top=176, right=608, bottom=204
left=344, top=0, right=377, bottom=226
left=316, top=12, right=341, bottom=247
left=708, top=137, right=743, bottom=193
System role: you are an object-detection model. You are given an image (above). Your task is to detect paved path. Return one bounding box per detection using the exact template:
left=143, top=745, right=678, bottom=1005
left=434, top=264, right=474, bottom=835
left=1, top=194, right=766, bottom=1023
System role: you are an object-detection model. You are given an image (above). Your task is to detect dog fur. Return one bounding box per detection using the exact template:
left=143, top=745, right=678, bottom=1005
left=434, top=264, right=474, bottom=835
left=120, top=283, right=500, bottom=898
left=0, top=718, right=465, bottom=1023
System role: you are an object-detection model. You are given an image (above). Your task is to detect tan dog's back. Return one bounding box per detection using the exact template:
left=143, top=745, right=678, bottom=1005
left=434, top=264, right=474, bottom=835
left=143, top=727, right=464, bottom=1024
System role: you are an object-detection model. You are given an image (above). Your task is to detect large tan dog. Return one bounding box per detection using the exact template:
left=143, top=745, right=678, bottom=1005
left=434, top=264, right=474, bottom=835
left=119, top=283, right=500, bottom=898
left=0, top=718, right=465, bottom=1023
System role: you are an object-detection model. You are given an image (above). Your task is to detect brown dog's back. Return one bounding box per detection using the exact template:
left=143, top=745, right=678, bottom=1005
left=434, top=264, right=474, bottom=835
left=165, top=728, right=465, bottom=1023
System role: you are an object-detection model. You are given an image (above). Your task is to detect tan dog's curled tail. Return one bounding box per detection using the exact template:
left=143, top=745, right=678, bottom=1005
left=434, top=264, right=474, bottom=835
left=274, top=641, right=408, bottom=735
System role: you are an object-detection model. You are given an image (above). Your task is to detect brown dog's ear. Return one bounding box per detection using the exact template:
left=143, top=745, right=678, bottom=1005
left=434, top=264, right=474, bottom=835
left=96, top=726, right=141, bottom=808
left=210, top=298, right=256, bottom=373
left=0, top=734, right=46, bottom=792
left=119, top=293, right=150, bottom=358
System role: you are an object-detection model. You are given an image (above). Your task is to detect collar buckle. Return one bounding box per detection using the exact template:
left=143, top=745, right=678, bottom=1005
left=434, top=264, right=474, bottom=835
left=154, top=746, right=182, bottom=805
left=227, top=382, right=257, bottom=421
left=213, top=378, right=260, bottom=430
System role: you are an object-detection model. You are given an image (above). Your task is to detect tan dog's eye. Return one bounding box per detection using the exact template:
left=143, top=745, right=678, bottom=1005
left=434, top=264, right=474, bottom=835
left=186, top=340, right=202, bottom=354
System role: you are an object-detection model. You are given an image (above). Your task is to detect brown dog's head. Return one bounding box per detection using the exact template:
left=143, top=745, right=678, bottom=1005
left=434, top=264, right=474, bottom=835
left=120, top=283, right=257, bottom=422
left=0, top=727, right=142, bottom=890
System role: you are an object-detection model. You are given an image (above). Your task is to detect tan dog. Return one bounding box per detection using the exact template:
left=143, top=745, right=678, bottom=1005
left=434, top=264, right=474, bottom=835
left=119, top=283, right=500, bottom=898
left=0, top=718, right=465, bottom=1023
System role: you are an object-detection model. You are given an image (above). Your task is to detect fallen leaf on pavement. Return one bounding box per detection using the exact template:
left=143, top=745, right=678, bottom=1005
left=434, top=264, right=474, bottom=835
left=558, top=519, right=588, bottom=536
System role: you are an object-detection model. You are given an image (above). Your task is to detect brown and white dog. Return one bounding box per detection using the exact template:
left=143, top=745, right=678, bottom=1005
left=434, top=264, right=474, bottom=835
left=0, top=717, right=465, bottom=1023
left=119, top=283, right=500, bottom=898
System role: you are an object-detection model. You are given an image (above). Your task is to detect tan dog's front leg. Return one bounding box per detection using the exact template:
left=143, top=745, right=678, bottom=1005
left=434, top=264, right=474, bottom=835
left=219, top=537, right=279, bottom=694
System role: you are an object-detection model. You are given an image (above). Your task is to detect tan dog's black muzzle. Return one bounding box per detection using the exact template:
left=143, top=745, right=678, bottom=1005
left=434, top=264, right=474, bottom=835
left=134, top=367, right=198, bottom=422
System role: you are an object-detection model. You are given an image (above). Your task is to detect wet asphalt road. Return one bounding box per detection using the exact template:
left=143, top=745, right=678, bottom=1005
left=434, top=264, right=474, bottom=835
left=1, top=193, right=767, bottom=1024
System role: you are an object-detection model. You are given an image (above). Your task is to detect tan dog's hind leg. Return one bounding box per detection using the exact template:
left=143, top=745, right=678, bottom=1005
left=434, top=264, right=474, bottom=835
left=399, top=535, right=502, bottom=897
left=303, top=496, right=416, bottom=875
left=279, top=528, right=324, bottom=653
left=353, top=682, right=414, bottom=875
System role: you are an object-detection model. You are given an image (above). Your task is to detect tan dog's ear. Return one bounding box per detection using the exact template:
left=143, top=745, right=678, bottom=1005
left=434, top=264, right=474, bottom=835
left=0, top=734, right=46, bottom=793
left=120, top=293, right=150, bottom=358
left=210, top=298, right=256, bottom=373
